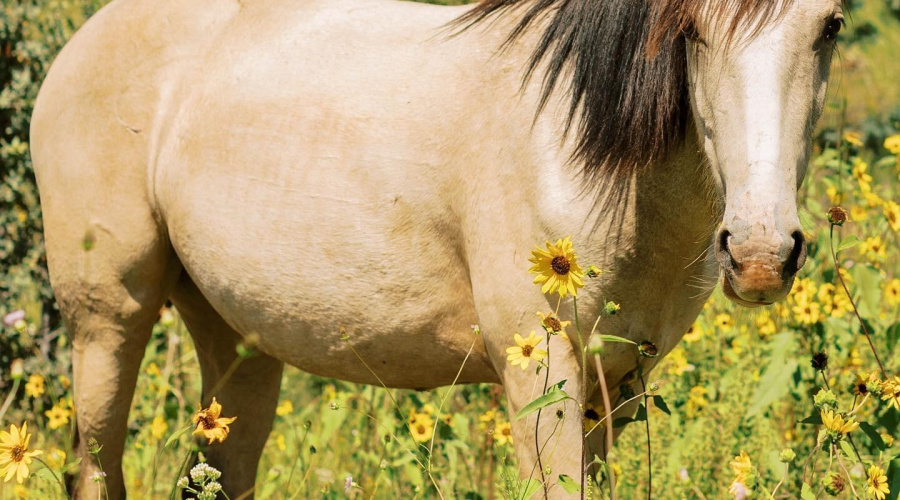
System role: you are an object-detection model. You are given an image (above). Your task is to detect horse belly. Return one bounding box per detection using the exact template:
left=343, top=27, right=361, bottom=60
left=158, top=140, right=495, bottom=389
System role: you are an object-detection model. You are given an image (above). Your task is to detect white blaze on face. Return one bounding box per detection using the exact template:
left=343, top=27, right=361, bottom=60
left=720, top=18, right=800, bottom=253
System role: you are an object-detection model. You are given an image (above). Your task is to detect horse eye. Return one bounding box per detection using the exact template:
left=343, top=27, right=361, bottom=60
left=823, top=17, right=843, bottom=41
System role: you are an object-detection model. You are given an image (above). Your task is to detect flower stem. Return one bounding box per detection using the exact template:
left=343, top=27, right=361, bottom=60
left=638, top=367, right=652, bottom=500
left=829, top=224, right=886, bottom=378
left=35, top=457, right=69, bottom=499
left=535, top=330, right=551, bottom=499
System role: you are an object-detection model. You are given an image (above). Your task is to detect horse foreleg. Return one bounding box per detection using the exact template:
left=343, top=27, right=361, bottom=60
left=171, top=276, right=284, bottom=499
left=501, top=336, right=593, bottom=499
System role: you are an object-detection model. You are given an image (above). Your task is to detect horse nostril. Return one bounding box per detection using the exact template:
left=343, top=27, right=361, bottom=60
left=783, top=230, right=807, bottom=276
left=717, top=229, right=737, bottom=270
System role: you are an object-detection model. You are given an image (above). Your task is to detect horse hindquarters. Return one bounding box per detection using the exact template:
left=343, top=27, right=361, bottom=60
left=36, top=189, right=181, bottom=499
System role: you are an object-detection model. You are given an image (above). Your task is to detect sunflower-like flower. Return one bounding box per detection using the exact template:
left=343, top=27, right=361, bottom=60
left=492, top=421, right=513, bottom=446
left=537, top=311, right=571, bottom=341
left=868, top=464, right=890, bottom=500
left=881, top=376, right=900, bottom=410
left=0, top=423, right=43, bottom=484
left=821, top=409, right=858, bottom=439
left=192, top=398, right=237, bottom=444
left=506, top=331, right=548, bottom=370
left=528, top=237, right=584, bottom=298
left=408, top=412, right=434, bottom=443
left=730, top=451, right=753, bottom=483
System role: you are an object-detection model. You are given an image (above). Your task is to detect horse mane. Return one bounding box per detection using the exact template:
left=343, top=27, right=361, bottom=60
left=454, top=0, right=789, bottom=181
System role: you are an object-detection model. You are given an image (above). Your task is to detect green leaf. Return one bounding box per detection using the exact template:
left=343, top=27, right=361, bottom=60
left=651, top=395, right=671, bottom=416
left=860, top=422, right=886, bottom=451
left=839, top=439, right=856, bottom=459
left=744, top=332, right=796, bottom=418
left=558, top=474, right=581, bottom=493
left=852, top=264, right=881, bottom=320
left=799, top=414, right=823, bottom=425
left=746, top=360, right=798, bottom=417
left=514, top=389, right=572, bottom=421
left=164, top=424, right=193, bottom=450
left=887, top=322, right=900, bottom=350
left=801, top=482, right=816, bottom=500
left=837, top=235, right=860, bottom=252
left=595, top=334, right=636, bottom=345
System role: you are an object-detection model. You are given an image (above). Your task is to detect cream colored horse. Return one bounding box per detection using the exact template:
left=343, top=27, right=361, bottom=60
left=31, top=0, right=841, bottom=496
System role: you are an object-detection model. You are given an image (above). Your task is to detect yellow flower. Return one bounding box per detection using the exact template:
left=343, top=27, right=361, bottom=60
left=408, top=412, right=434, bottom=443
left=730, top=451, right=752, bottom=482
left=145, top=362, right=161, bottom=377
left=14, top=484, right=27, bottom=498
left=850, top=205, right=867, bottom=221
left=792, top=300, right=822, bottom=325
left=686, top=385, right=708, bottom=418
left=885, top=201, right=900, bottom=232
left=853, top=158, right=873, bottom=184
left=881, top=376, right=900, bottom=411
left=45, top=447, right=66, bottom=469
left=58, top=375, right=71, bottom=390
left=505, top=331, right=548, bottom=370
left=492, top=421, right=513, bottom=446
left=191, top=398, right=237, bottom=444
left=868, top=464, right=890, bottom=500
left=714, top=313, right=733, bottom=331
left=859, top=236, right=887, bottom=261
left=478, top=409, right=496, bottom=429
left=582, top=403, right=603, bottom=432
left=818, top=283, right=851, bottom=317
left=885, top=134, right=900, bottom=155
left=537, top=311, right=571, bottom=341
left=24, top=375, right=44, bottom=398
left=0, top=423, right=43, bottom=484
left=150, top=416, right=168, bottom=440
left=665, top=347, right=691, bottom=376
left=886, top=279, right=900, bottom=307
left=843, top=131, right=863, bottom=147
left=684, top=322, right=704, bottom=342
left=276, top=400, right=294, bottom=416
left=826, top=186, right=843, bottom=205
left=44, top=404, right=70, bottom=430
left=790, top=277, right=817, bottom=303
left=754, top=311, right=777, bottom=337
left=275, top=433, right=287, bottom=451
left=821, top=409, right=859, bottom=437
left=527, top=236, right=585, bottom=298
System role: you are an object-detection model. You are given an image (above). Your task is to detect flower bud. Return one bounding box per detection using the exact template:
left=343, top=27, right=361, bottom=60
left=639, top=341, right=658, bottom=358
left=588, top=335, right=604, bottom=355
left=827, top=207, right=849, bottom=226
left=779, top=448, right=796, bottom=463
left=585, top=265, right=604, bottom=278
left=9, top=359, right=24, bottom=381
left=813, top=388, right=838, bottom=411
left=822, top=473, right=845, bottom=495
left=811, top=351, right=828, bottom=371
left=604, top=301, right=621, bottom=315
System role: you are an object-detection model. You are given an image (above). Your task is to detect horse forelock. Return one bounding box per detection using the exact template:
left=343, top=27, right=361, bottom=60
left=454, top=0, right=800, bottom=184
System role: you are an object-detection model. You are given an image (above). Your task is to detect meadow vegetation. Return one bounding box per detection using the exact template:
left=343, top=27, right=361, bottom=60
left=1, top=0, right=899, bottom=498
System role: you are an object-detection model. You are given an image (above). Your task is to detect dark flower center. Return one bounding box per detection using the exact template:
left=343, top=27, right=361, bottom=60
left=199, top=414, right=216, bottom=430
left=502, top=427, right=511, bottom=436
left=545, top=316, right=562, bottom=332
left=856, top=383, right=868, bottom=394
left=416, top=424, right=426, bottom=434
left=11, top=445, right=24, bottom=462
left=551, top=256, right=570, bottom=275
left=584, top=408, right=600, bottom=421
left=521, top=345, right=534, bottom=357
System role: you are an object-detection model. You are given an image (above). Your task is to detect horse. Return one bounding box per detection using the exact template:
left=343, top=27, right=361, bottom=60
left=30, top=0, right=841, bottom=496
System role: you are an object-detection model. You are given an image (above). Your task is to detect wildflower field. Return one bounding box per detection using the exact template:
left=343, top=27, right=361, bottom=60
left=1, top=0, right=900, bottom=499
